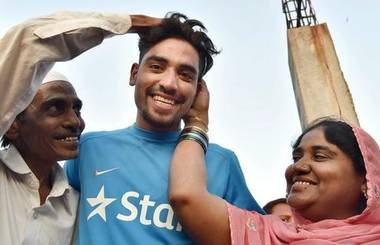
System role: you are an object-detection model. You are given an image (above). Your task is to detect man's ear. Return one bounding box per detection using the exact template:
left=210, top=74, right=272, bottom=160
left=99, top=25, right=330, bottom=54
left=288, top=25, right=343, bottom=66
left=5, top=121, right=21, bottom=141
left=129, top=63, right=139, bottom=86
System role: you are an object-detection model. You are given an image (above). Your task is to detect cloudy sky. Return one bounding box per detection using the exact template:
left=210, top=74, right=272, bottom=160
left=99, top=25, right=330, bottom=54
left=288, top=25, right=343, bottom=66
left=1, top=0, right=379, bottom=206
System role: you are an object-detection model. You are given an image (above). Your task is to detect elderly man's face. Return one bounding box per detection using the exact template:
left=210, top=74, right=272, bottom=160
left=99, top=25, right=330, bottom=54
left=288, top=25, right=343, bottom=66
left=9, top=81, right=85, bottom=163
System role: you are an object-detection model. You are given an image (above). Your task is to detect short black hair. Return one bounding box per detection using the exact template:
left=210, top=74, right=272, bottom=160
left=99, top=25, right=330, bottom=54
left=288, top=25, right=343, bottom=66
left=263, top=198, right=287, bottom=214
left=137, top=12, right=220, bottom=80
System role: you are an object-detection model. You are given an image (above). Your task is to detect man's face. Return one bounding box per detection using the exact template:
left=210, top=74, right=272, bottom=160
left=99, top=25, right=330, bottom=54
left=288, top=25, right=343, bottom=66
left=271, top=203, right=293, bottom=223
left=9, top=81, right=85, bottom=163
left=130, top=38, right=199, bottom=131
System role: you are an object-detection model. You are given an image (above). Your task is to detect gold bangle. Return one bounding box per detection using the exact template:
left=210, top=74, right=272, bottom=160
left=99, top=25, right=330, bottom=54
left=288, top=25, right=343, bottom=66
left=185, top=116, right=208, bottom=131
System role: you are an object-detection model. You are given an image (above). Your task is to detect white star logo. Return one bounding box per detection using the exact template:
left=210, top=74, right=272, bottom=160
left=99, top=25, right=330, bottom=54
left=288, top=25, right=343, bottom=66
left=87, top=185, right=116, bottom=222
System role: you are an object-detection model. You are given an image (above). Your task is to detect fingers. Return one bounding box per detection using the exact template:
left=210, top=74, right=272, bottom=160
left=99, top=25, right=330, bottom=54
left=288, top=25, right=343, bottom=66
left=129, top=15, right=162, bottom=34
left=197, top=79, right=209, bottom=95
left=183, top=79, right=210, bottom=128
left=199, top=79, right=207, bottom=89
left=130, top=15, right=161, bottom=27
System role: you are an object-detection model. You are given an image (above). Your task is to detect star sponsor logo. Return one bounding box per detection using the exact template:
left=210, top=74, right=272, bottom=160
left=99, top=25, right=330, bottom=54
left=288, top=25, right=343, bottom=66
left=86, top=185, right=183, bottom=232
left=87, top=185, right=116, bottom=221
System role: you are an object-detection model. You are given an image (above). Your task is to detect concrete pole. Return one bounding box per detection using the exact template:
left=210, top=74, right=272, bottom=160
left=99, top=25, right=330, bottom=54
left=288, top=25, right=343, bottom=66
left=287, top=23, right=359, bottom=130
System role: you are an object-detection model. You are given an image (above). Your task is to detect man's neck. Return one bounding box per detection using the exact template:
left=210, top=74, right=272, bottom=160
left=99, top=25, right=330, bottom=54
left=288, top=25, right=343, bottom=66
left=23, top=155, right=55, bottom=205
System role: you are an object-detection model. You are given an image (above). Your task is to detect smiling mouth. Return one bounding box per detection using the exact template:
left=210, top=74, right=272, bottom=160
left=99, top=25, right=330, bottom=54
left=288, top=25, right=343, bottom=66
left=58, top=136, right=79, bottom=142
left=289, top=180, right=317, bottom=192
left=293, top=181, right=314, bottom=186
left=55, top=136, right=80, bottom=144
left=153, top=95, right=176, bottom=105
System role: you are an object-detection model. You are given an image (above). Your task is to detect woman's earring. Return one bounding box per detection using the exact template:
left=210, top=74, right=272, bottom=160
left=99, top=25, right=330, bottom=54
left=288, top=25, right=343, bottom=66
left=362, top=188, right=368, bottom=199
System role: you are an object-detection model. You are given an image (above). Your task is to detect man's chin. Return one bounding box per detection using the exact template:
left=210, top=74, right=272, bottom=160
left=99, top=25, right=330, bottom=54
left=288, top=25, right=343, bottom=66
left=56, top=150, right=80, bottom=161
left=142, top=113, right=181, bottom=131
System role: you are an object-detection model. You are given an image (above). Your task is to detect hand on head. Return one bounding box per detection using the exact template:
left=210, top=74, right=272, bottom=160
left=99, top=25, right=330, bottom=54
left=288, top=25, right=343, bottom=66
left=183, top=80, right=209, bottom=130
left=129, top=15, right=162, bottom=34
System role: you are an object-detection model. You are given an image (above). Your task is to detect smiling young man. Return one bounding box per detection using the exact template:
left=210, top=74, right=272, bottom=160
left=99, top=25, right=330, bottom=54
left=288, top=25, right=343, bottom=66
left=0, top=71, right=85, bottom=245
left=130, top=38, right=199, bottom=131
left=64, top=13, right=263, bottom=244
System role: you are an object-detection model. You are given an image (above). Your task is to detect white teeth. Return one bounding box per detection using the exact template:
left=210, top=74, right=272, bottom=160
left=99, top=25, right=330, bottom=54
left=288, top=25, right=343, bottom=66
left=294, top=181, right=311, bottom=185
left=153, top=95, right=175, bottom=105
left=59, top=137, right=78, bottom=142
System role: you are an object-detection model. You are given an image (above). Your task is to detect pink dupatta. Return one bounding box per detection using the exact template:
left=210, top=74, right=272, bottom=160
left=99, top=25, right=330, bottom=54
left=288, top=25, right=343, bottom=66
left=227, top=127, right=380, bottom=244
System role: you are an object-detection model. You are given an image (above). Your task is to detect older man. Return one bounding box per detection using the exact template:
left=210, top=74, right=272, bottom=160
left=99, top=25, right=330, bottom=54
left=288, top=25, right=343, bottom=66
left=0, top=71, right=85, bottom=244
left=0, top=11, right=161, bottom=244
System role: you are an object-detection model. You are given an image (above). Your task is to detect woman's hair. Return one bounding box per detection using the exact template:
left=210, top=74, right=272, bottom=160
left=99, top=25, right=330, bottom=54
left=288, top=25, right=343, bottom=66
left=292, top=119, right=367, bottom=212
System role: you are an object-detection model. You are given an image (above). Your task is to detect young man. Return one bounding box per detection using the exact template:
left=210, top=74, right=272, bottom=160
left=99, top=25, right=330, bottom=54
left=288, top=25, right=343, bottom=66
left=64, top=13, right=263, bottom=244
left=0, top=11, right=161, bottom=244
left=0, top=71, right=85, bottom=244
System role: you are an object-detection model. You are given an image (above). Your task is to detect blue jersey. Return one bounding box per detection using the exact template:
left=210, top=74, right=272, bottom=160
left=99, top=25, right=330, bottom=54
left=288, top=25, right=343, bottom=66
left=65, top=124, right=263, bottom=244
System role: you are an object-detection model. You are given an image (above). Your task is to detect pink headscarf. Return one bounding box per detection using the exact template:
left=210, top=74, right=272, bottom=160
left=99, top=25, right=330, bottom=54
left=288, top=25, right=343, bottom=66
left=227, top=126, right=380, bottom=244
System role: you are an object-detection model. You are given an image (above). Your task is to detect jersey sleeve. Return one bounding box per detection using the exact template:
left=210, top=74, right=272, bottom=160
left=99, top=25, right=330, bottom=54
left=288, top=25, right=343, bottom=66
left=64, top=158, right=81, bottom=191
left=224, top=152, right=265, bottom=214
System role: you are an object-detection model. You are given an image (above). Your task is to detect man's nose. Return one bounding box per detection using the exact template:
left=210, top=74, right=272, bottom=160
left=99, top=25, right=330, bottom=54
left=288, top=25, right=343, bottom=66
left=159, top=69, right=178, bottom=92
left=63, top=109, right=82, bottom=130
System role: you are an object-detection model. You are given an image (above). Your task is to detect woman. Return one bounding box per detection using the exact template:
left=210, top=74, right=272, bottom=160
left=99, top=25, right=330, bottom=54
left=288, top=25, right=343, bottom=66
left=169, top=81, right=380, bottom=244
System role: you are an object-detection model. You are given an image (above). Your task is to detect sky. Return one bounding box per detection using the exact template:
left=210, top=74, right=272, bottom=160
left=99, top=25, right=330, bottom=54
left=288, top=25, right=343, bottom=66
left=1, top=0, right=379, bottom=206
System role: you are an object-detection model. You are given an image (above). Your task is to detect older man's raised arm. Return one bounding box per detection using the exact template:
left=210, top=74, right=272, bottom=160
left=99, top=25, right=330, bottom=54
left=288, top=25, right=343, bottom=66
left=0, top=11, right=160, bottom=136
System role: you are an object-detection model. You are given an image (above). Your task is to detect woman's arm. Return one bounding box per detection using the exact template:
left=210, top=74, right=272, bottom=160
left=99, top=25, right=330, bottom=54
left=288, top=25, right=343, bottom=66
left=169, top=81, right=230, bottom=245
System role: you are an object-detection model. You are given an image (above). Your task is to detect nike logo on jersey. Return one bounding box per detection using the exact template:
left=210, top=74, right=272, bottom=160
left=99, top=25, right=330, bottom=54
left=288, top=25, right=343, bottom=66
left=94, top=167, right=119, bottom=176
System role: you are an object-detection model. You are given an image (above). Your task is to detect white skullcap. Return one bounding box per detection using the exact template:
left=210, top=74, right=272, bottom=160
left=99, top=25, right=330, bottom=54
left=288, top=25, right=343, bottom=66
left=42, top=70, right=70, bottom=84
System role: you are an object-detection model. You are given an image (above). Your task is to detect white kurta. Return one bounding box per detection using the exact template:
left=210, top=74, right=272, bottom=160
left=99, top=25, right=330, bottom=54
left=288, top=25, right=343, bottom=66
left=0, top=145, right=78, bottom=245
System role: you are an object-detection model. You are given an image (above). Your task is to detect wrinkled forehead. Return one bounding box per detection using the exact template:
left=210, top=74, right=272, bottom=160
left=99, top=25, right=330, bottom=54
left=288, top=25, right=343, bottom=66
left=32, top=80, right=79, bottom=106
left=40, top=80, right=76, bottom=95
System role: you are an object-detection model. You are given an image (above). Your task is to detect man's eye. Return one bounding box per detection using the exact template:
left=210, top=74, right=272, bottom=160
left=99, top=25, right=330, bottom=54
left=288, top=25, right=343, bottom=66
left=180, top=71, right=195, bottom=82
left=47, top=103, right=65, bottom=116
left=149, top=64, right=163, bottom=72
left=47, top=106, right=62, bottom=115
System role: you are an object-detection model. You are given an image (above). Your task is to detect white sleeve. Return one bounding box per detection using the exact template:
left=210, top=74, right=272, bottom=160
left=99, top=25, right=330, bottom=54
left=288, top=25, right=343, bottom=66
left=0, top=11, right=132, bottom=137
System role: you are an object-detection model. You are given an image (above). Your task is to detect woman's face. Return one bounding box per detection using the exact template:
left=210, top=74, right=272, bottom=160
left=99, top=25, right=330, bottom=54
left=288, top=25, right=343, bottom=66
left=285, top=127, right=365, bottom=222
